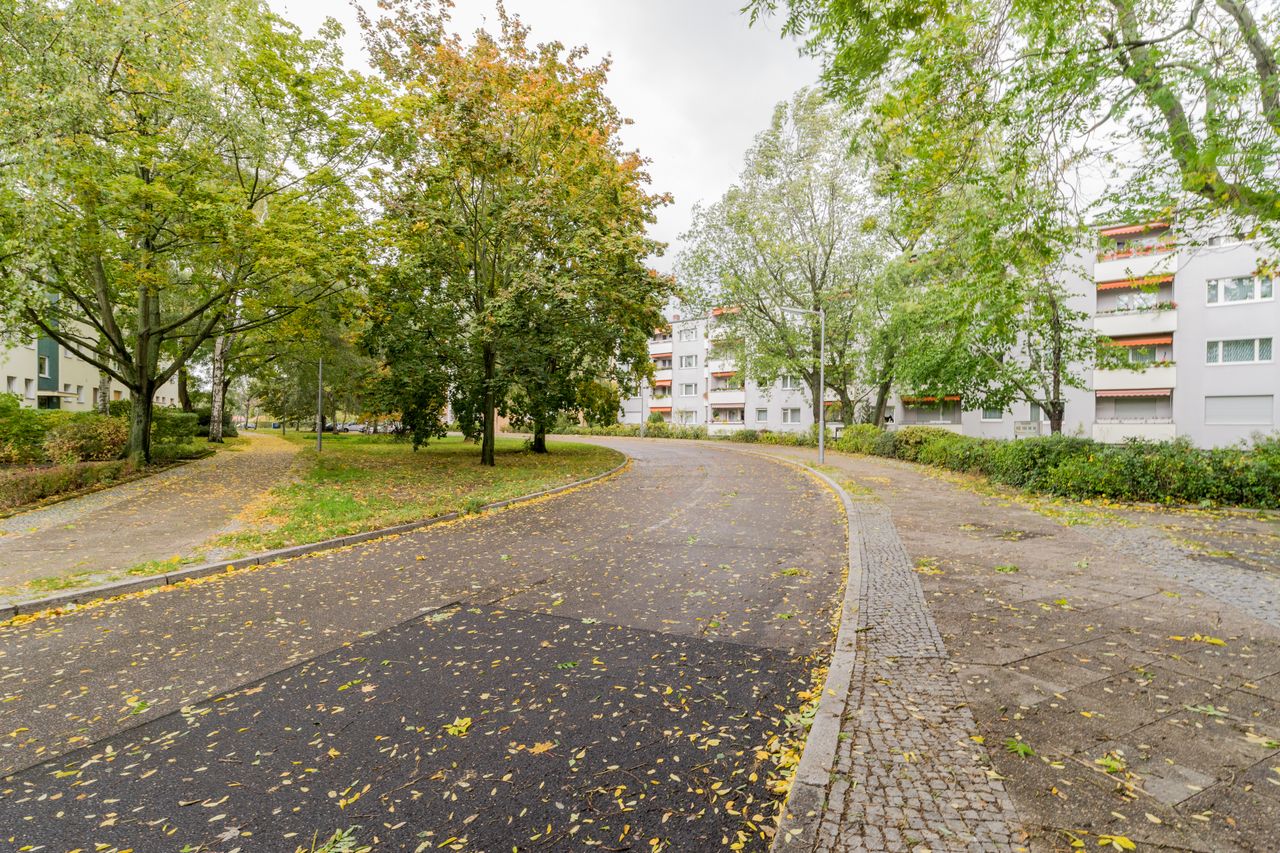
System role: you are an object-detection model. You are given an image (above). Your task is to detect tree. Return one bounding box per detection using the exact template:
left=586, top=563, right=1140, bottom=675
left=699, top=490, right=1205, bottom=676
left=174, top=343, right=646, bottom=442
left=363, top=2, right=671, bottom=463
left=0, top=0, right=373, bottom=462
left=681, top=90, right=883, bottom=425
left=751, top=0, right=1280, bottom=245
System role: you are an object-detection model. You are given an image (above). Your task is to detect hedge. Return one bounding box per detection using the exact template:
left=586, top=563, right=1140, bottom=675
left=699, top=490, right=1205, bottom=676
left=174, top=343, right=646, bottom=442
left=0, top=459, right=137, bottom=512
left=831, top=426, right=1280, bottom=509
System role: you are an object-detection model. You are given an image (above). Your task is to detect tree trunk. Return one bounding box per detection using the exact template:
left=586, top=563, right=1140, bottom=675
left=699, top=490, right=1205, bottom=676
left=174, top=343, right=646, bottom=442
left=872, top=379, right=893, bottom=426
left=531, top=421, right=548, bottom=454
left=1047, top=400, right=1065, bottom=435
left=127, top=382, right=154, bottom=466
left=481, top=343, right=496, bottom=466
left=208, top=335, right=228, bottom=442
left=178, top=367, right=193, bottom=412
left=96, top=334, right=112, bottom=414
left=837, top=389, right=855, bottom=426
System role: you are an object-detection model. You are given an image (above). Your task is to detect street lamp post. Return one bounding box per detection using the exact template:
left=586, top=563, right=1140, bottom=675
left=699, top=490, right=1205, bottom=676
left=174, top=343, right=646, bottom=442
left=316, top=356, right=324, bottom=453
left=782, top=306, right=826, bottom=465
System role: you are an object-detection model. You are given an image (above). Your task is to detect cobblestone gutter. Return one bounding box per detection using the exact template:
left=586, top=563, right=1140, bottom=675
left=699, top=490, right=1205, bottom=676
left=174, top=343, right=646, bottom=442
left=768, top=462, right=1024, bottom=852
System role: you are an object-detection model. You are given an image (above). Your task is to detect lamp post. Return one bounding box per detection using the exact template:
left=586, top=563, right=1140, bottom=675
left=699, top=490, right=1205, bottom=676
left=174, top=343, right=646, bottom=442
left=782, top=306, right=826, bottom=464
left=316, top=356, right=323, bottom=453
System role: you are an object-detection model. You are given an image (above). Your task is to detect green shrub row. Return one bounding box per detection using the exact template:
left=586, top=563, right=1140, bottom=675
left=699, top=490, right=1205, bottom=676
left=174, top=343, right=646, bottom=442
left=840, top=426, right=1280, bottom=508
left=552, top=421, right=711, bottom=441
left=1, top=394, right=212, bottom=464
left=0, top=459, right=138, bottom=512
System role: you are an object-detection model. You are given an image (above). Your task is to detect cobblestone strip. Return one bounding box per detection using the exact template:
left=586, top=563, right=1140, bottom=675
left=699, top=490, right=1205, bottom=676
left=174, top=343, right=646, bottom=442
left=1087, top=524, right=1280, bottom=630
left=815, top=499, right=1021, bottom=853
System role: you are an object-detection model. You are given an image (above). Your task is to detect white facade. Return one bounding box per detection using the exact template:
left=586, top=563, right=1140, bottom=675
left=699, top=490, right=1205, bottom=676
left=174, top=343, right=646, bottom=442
left=1, top=329, right=181, bottom=413
left=621, top=310, right=826, bottom=435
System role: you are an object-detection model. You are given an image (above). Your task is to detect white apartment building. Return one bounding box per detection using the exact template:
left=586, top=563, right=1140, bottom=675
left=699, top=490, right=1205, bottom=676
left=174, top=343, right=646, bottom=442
left=620, top=308, right=828, bottom=436
left=1, top=330, right=181, bottom=412
left=622, top=222, right=1277, bottom=448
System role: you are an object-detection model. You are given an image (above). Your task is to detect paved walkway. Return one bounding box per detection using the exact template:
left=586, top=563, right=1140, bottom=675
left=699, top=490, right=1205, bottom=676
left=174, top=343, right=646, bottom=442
left=0, top=439, right=845, bottom=852
left=0, top=431, right=299, bottom=593
left=752, top=444, right=1280, bottom=853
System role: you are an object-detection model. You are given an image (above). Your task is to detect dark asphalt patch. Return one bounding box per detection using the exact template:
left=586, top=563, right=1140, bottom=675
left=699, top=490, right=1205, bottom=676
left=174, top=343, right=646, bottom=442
left=1, top=605, right=807, bottom=852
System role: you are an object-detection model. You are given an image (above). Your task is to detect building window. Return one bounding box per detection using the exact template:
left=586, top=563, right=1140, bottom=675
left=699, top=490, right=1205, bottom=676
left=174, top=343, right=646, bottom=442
left=75, top=385, right=84, bottom=403
left=679, top=382, right=698, bottom=397
left=755, top=407, right=768, bottom=422
left=37, top=355, right=50, bottom=378
left=1029, top=403, right=1043, bottom=422
left=1205, top=395, right=1273, bottom=425
left=781, top=408, right=802, bottom=424
left=1207, top=337, right=1273, bottom=364
left=5, top=376, right=15, bottom=395
left=981, top=406, right=1003, bottom=421
left=712, top=408, right=744, bottom=424
left=24, top=379, right=35, bottom=399
left=677, top=327, right=696, bottom=342
left=678, top=355, right=697, bottom=369
left=904, top=400, right=962, bottom=425
left=655, top=358, right=671, bottom=369
left=1127, top=346, right=1158, bottom=364
left=1207, top=232, right=1248, bottom=247
left=677, top=409, right=695, bottom=424
left=1207, top=275, right=1273, bottom=305
left=780, top=375, right=801, bottom=390
left=1116, top=291, right=1158, bottom=311
left=113, top=389, right=122, bottom=401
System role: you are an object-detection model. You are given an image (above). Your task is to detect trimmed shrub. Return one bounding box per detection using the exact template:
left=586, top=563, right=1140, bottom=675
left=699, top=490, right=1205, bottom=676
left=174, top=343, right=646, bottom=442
left=0, top=395, right=50, bottom=464
left=41, top=414, right=128, bottom=464
left=152, top=409, right=200, bottom=444
left=195, top=406, right=238, bottom=438
left=834, top=424, right=881, bottom=455
left=0, top=459, right=136, bottom=512
left=727, top=429, right=759, bottom=443
left=985, top=435, right=1092, bottom=489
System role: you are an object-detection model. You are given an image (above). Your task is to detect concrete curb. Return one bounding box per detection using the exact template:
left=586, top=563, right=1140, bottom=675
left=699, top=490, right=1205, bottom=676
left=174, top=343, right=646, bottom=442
left=715, top=446, right=864, bottom=853
left=0, top=455, right=630, bottom=622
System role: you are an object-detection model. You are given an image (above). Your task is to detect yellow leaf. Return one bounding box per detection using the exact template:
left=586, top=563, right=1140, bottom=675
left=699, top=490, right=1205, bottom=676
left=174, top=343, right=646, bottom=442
left=1098, top=835, right=1137, bottom=850
left=528, top=741, right=555, bottom=754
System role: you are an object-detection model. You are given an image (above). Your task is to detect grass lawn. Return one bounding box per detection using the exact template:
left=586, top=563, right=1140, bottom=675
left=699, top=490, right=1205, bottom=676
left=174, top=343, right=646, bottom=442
left=212, top=433, right=622, bottom=555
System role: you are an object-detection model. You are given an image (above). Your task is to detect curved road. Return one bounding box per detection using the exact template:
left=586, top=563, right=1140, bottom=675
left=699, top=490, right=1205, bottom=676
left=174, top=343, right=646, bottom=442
left=0, top=439, right=845, bottom=851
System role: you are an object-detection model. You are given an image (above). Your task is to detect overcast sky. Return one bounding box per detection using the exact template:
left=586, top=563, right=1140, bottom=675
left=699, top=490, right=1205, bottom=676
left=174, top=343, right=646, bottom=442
left=266, top=0, right=822, bottom=271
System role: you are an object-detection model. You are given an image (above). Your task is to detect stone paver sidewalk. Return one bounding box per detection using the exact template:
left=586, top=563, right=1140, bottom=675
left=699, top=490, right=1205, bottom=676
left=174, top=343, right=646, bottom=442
left=752, top=444, right=1280, bottom=853
left=0, top=431, right=298, bottom=593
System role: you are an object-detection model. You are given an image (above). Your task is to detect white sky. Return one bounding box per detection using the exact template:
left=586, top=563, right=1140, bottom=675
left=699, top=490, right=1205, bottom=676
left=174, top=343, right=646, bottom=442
left=266, top=0, right=822, bottom=271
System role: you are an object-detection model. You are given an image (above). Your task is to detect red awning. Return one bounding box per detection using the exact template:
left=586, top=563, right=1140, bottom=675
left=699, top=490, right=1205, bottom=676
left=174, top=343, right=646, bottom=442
left=1108, top=335, right=1173, bottom=347
left=651, top=352, right=672, bottom=360
left=1097, top=274, right=1173, bottom=291
left=710, top=402, right=744, bottom=409
left=901, top=395, right=961, bottom=403
left=711, top=306, right=740, bottom=316
left=1096, top=388, right=1172, bottom=398
left=652, top=379, right=671, bottom=387
left=710, top=370, right=737, bottom=377
left=648, top=406, right=671, bottom=413
left=1099, top=222, right=1168, bottom=237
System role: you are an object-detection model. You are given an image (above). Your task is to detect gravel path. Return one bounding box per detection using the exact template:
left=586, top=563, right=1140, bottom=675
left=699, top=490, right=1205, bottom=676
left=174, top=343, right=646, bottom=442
left=0, top=431, right=298, bottom=591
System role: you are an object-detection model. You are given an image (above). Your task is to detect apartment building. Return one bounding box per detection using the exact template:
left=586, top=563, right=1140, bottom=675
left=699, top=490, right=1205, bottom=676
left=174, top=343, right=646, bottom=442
left=884, top=222, right=1278, bottom=448
left=620, top=309, right=823, bottom=435
left=623, top=222, right=1276, bottom=448
left=0, top=333, right=181, bottom=412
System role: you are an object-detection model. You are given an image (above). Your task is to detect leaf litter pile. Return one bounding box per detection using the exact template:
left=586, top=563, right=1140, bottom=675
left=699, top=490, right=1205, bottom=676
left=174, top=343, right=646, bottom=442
left=0, top=605, right=812, bottom=851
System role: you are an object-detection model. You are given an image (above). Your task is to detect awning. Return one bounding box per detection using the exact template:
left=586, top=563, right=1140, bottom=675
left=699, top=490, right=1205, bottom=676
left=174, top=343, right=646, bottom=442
left=650, top=352, right=672, bottom=360
left=901, top=395, right=961, bottom=403
left=710, top=370, right=737, bottom=377
left=1108, top=335, right=1173, bottom=347
left=710, top=402, right=744, bottom=409
left=35, top=390, right=77, bottom=398
left=1097, top=274, right=1173, bottom=291
left=652, top=379, right=671, bottom=387
left=711, top=306, right=740, bottom=316
left=1097, top=388, right=1172, bottom=398
left=1099, top=222, right=1168, bottom=237
left=648, top=406, right=671, bottom=414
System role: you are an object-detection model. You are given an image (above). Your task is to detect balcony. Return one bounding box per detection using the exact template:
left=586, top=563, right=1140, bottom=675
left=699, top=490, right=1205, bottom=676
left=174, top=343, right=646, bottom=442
left=707, top=421, right=747, bottom=436
left=1095, top=308, right=1178, bottom=338
left=708, top=388, right=746, bottom=406
left=707, top=358, right=736, bottom=375
left=652, top=368, right=672, bottom=383
left=1093, top=364, right=1176, bottom=392
left=1095, top=249, right=1176, bottom=286
left=1093, top=421, right=1176, bottom=443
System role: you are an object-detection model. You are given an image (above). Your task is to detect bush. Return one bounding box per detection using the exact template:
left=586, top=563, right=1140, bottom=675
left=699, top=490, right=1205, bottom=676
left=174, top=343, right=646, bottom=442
left=0, top=459, right=136, bottom=512
left=41, top=414, right=128, bottom=464
left=833, top=424, right=882, bottom=455
left=646, top=411, right=666, bottom=424
left=727, top=429, right=759, bottom=443
left=985, top=435, right=1093, bottom=489
left=0, top=395, right=51, bottom=464
left=108, top=398, right=132, bottom=418
left=195, top=406, right=238, bottom=438
left=152, top=409, right=200, bottom=444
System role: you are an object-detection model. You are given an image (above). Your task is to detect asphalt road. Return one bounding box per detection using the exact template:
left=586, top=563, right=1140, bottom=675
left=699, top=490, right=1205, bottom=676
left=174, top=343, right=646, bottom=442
left=0, top=439, right=845, bottom=852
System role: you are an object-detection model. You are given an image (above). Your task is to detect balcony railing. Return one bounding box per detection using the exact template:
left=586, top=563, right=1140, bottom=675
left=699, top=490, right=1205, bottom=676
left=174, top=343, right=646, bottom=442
left=1097, top=242, right=1175, bottom=262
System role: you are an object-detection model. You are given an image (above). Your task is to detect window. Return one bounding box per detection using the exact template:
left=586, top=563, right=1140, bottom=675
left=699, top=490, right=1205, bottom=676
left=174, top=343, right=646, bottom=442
left=904, top=401, right=962, bottom=425
left=62, top=383, right=71, bottom=394
left=654, top=358, right=671, bottom=369
left=75, top=385, right=84, bottom=403
left=677, top=327, right=696, bottom=342
left=981, top=406, right=1003, bottom=421
left=1114, top=397, right=1160, bottom=419
left=680, top=382, right=698, bottom=397
left=1128, top=346, right=1157, bottom=364
left=780, top=375, right=801, bottom=390
left=677, top=410, right=696, bottom=424
left=1205, top=395, right=1273, bottom=425
left=781, top=408, right=802, bottom=424
left=755, top=407, right=768, bottom=422
left=4, top=376, right=14, bottom=394
left=1116, top=291, right=1158, bottom=311
left=712, top=408, right=744, bottom=424
left=1208, top=275, right=1273, bottom=305
left=24, top=379, right=35, bottom=399
left=678, top=355, right=697, bottom=369
left=1207, top=338, right=1273, bottom=364
left=113, top=389, right=123, bottom=401
left=37, top=355, right=50, bottom=378
left=1207, top=232, right=1248, bottom=247
left=1029, top=404, right=1043, bottom=422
